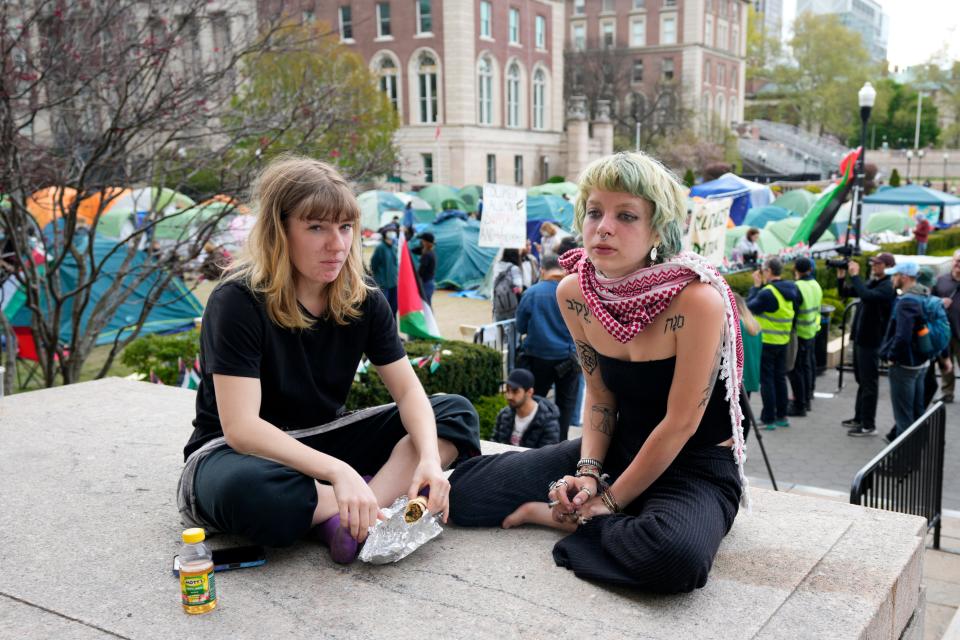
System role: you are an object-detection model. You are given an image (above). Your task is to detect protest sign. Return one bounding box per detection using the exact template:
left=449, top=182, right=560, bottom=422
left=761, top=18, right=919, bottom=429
left=686, top=197, right=731, bottom=265
left=479, top=184, right=526, bottom=249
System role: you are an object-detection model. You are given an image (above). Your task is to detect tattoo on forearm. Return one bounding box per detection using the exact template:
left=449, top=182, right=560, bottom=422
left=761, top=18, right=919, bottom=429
left=575, top=340, right=598, bottom=375
left=590, top=404, right=616, bottom=436
left=698, top=348, right=723, bottom=409
left=663, top=314, right=685, bottom=333
left=565, top=298, right=591, bottom=323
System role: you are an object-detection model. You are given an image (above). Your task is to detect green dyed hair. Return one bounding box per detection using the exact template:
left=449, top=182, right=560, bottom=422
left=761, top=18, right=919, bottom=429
left=573, top=151, right=688, bottom=261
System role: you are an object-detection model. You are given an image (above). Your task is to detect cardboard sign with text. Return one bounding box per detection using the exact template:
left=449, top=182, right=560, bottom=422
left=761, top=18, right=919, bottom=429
left=479, top=184, right=527, bottom=249
left=686, top=197, right=732, bottom=265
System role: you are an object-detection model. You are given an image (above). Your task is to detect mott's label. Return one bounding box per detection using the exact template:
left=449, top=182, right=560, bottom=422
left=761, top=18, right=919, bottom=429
left=180, top=563, right=217, bottom=611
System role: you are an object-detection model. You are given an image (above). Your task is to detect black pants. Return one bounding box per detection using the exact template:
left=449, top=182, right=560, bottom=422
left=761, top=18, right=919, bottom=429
left=193, top=395, right=480, bottom=547
left=853, top=344, right=880, bottom=429
left=760, top=343, right=788, bottom=423
left=787, top=337, right=815, bottom=409
left=449, top=439, right=741, bottom=593
left=520, top=354, right=580, bottom=441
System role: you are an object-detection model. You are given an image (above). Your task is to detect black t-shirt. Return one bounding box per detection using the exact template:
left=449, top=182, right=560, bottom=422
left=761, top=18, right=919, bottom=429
left=183, top=280, right=407, bottom=460
left=418, top=250, right=436, bottom=282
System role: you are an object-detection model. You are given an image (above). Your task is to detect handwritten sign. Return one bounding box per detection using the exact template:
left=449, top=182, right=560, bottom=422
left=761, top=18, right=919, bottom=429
left=479, top=183, right=527, bottom=249
left=685, top=197, right=731, bottom=265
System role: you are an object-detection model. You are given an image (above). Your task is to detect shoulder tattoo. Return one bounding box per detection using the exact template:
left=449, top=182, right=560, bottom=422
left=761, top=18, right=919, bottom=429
left=575, top=340, right=598, bottom=375
left=663, top=314, right=685, bottom=333
left=565, top=298, right=591, bottom=323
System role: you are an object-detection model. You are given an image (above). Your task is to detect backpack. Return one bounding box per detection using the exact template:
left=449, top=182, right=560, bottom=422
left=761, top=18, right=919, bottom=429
left=906, top=293, right=950, bottom=358
left=493, top=268, right=518, bottom=319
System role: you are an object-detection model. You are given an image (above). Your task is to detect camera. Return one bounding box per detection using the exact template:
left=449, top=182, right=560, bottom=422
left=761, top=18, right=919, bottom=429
left=825, top=244, right=858, bottom=270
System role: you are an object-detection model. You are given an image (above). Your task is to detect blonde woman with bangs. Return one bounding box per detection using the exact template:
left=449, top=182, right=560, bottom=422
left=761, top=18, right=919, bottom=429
left=177, top=157, right=480, bottom=564
left=450, top=152, right=747, bottom=592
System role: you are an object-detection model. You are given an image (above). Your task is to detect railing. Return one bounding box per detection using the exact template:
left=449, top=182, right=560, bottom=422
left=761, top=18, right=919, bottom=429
left=850, top=401, right=946, bottom=549
left=472, top=319, right=519, bottom=379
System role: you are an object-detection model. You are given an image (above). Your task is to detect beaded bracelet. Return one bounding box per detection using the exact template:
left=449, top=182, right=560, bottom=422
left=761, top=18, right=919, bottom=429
left=601, top=489, right=621, bottom=513
left=576, top=458, right=604, bottom=472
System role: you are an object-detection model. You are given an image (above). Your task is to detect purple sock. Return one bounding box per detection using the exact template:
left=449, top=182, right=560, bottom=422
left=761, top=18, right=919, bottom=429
left=316, top=514, right=359, bottom=565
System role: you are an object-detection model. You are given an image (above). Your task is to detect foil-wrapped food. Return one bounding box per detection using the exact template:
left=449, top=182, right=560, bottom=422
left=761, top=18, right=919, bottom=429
left=357, top=495, right=442, bottom=564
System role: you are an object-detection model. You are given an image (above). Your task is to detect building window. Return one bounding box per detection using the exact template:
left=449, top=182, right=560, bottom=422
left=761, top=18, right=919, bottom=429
left=509, top=8, right=520, bottom=44
left=535, top=15, right=546, bottom=49
left=718, top=64, right=725, bottom=87
left=211, top=13, right=230, bottom=54
left=704, top=60, right=711, bottom=83
left=717, top=22, right=728, bottom=50
left=417, top=0, right=432, bottom=34
left=417, top=52, right=438, bottom=123
left=487, top=154, right=497, bottom=183
left=422, top=153, right=434, bottom=183
left=729, top=96, right=737, bottom=124
left=732, top=25, right=739, bottom=54
left=601, top=21, right=615, bottom=48
left=533, top=69, right=545, bottom=129
left=702, top=92, right=711, bottom=132
left=480, top=1, right=492, bottom=37
left=302, top=10, right=316, bottom=23
left=572, top=23, right=586, bottom=50
left=705, top=15, right=713, bottom=47
left=633, top=0, right=645, bottom=7
left=602, top=0, right=614, bottom=11
left=514, top=155, right=523, bottom=185
left=661, top=58, right=674, bottom=81
left=664, top=0, right=676, bottom=6
left=631, top=17, right=645, bottom=46
left=478, top=56, right=493, bottom=124
left=661, top=15, right=676, bottom=45
left=506, top=63, right=521, bottom=127
left=377, top=3, right=391, bottom=37
left=574, top=0, right=585, bottom=15
left=339, top=6, right=353, bottom=40
left=717, top=95, right=725, bottom=127
left=378, top=57, right=399, bottom=112
left=732, top=66, right=738, bottom=88
left=632, top=59, right=644, bottom=83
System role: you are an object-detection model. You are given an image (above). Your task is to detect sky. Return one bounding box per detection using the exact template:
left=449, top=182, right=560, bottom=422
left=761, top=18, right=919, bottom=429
left=782, top=0, right=960, bottom=70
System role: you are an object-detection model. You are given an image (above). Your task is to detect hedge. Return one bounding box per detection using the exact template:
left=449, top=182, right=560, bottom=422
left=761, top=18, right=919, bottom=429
left=120, top=329, right=201, bottom=385
left=473, top=394, right=507, bottom=441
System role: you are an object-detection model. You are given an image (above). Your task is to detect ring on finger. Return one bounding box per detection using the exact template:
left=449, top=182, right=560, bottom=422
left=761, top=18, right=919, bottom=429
left=578, top=487, right=593, bottom=498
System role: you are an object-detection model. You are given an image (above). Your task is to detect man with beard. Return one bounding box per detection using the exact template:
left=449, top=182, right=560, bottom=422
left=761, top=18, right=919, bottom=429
left=491, top=368, right=561, bottom=449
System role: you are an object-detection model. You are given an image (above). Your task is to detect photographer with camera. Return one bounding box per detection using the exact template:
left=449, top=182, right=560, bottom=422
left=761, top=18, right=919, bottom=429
left=837, top=253, right=897, bottom=437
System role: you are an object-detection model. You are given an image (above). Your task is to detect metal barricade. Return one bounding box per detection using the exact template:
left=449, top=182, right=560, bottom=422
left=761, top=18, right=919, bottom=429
left=850, top=401, right=946, bottom=549
left=472, top=319, right=519, bottom=379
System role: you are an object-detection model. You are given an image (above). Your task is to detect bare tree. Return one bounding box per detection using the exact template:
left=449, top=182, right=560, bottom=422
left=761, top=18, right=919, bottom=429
left=0, top=2, right=397, bottom=392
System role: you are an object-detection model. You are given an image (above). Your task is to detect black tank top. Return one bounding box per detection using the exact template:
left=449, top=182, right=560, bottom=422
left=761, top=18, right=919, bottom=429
left=596, top=353, right=732, bottom=469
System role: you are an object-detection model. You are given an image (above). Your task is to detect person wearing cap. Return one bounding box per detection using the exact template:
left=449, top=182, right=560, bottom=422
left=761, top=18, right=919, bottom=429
left=416, top=232, right=436, bottom=306
left=787, top=257, right=822, bottom=417
left=491, top=368, right=561, bottom=449
left=933, top=248, right=960, bottom=403
left=879, top=260, right=931, bottom=441
left=837, top=253, right=897, bottom=436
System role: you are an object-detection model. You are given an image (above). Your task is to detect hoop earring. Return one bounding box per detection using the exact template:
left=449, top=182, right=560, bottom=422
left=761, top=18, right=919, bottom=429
left=649, top=245, right=659, bottom=263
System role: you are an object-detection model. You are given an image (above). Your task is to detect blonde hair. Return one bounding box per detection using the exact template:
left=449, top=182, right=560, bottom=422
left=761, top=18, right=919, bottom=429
left=225, top=155, right=372, bottom=328
left=733, top=292, right=760, bottom=336
left=573, top=151, right=688, bottom=260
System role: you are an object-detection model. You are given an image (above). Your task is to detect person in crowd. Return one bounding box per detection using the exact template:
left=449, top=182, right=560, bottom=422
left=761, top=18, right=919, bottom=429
left=176, top=156, right=480, bottom=565
left=787, top=257, right=822, bottom=417
left=539, top=222, right=572, bottom=257
left=747, top=256, right=800, bottom=429
left=735, top=293, right=762, bottom=399
left=556, top=235, right=580, bottom=259
left=837, top=254, right=897, bottom=436
left=554, top=234, right=585, bottom=427
left=879, top=261, right=931, bottom=442
left=416, top=232, right=436, bottom=307
left=519, top=239, right=541, bottom=291
left=402, top=201, right=415, bottom=240
left=516, top=253, right=579, bottom=440
left=491, top=368, right=561, bottom=449
left=735, top=228, right=761, bottom=267
left=914, top=214, right=932, bottom=256
left=934, top=249, right=960, bottom=403
left=370, top=224, right=399, bottom=315
left=492, top=248, right=523, bottom=322
left=449, top=151, right=747, bottom=593
left=198, top=242, right=233, bottom=281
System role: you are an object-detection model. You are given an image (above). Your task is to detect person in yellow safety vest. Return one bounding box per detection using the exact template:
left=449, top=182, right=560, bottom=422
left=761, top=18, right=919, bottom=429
left=787, top=257, right=823, bottom=418
left=747, top=257, right=801, bottom=429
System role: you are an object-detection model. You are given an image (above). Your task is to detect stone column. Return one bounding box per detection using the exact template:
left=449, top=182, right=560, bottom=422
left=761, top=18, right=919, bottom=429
left=566, top=95, right=589, bottom=180
left=592, top=99, right=614, bottom=158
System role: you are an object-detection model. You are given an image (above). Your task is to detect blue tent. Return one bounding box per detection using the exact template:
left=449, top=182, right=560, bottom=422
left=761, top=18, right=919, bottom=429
left=420, top=216, right=497, bottom=290
left=10, top=238, right=203, bottom=345
left=689, top=173, right=774, bottom=225
left=864, top=184, right=960, bottom=224
left=525, top=195, right=575, bottom=251
left=742, top=205, right=793, bottom=229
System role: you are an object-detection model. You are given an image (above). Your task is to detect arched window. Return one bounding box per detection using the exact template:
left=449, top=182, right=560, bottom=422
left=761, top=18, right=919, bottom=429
left=716, top=94, right=725, bottom=129
left=506, top=63, right=521, bottom=128
left=377, top=57, right=399, bottom=112
left=478, top=56, right=493, bottom=125
left=729, top=96, right=737, bottom=125
left=417, top=52, right=438, bottom=123
left=532, top=69, right=546, bottom=130
left=702, top=92, right=711, bottom=133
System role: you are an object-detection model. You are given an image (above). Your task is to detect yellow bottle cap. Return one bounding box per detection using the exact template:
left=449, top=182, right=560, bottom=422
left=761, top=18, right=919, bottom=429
left=182, top=528, right=205, bottom=544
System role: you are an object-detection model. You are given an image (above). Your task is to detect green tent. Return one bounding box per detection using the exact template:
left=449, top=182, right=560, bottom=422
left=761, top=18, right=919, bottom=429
left=864, top=210, right=912, bottom=234
left=417, top=185, right=467, bottom=213
left=765, top=217, right=835, bottom=249
left=529, top=181, right=579, bottom=198
left=358, top=190, right=406, bottom=231
left=458, top=185, right=482, bottom=213
left=152, top=201, right=235, bottom=241
left=725, top=226, right=749, bottom=259
left=772, top=189, right=817, bottom=217
left=420, top=216, right=497, bottom=290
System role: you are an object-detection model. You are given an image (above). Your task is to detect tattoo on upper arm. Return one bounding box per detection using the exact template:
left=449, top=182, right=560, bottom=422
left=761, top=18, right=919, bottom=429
left=575, top=340, right=598, bottom=375
left=698, top=347, right=723, bottom=409
left=663, top=314, right=685, bottom=333
left=565, top=298, right=591, bottom=323
left=590, top=404, right=616, bottom=436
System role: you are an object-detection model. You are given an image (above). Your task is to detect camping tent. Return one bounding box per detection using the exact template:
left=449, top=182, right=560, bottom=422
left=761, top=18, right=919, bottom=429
left=761, top=218, right=835, bottom=253
left=394, top=193, right=435, bottom=224
left=419, top=216, right=497, bottom=290
left=863, top=184, right=960, bottom=225
left=458, top=185, right=483, bottom=213
left=417, top=185, right=468, bottom=213
left=742, top=205, right=792, bottom=229
left=689, top=173, right=774, bottom=225
left=527, top=195, right=575, bottom=230
left=358, top=190, right=406, bottom=231
left=529, top=181, right=579, bottom=198
left=7, top=237, right=203, bottom=346
left=95, top=187, right=196, bottom=240
left=773, top=189, right=817, bottom=217
left=864, top=210, right=912, bottom=235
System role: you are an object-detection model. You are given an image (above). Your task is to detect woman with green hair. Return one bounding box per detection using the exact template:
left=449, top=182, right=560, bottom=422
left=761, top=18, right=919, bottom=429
left=450, top=152, right=747, bottom=592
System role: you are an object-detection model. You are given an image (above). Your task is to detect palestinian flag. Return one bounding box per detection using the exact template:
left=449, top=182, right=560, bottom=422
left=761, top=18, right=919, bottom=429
left=178, top=356, right=201, bottom=390
left=397, top=235, right=442, bottom=341
left=789, top=147, right=862, bottom=246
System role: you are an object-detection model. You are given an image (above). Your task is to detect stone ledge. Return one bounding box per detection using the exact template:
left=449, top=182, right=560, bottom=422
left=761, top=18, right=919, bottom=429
left=0, top=379, right=927, bottom=639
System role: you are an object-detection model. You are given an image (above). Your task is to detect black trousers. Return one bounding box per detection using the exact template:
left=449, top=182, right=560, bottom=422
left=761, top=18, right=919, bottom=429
left=760, top=343, right=788, bottom=423
left=788, top=337, right=815, bottom=409
left=520, top=354, right=580, bottom=441
left=193, top=395, right=480, bottom=547
left=853, top=344, right=880, bottom=429
left=449, top=439, right=741, bottom=593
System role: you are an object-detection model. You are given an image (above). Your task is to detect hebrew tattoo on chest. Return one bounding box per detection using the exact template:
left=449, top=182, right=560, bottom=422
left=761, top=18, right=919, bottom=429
left=565, top=298, right=591, bottom=323
left=590, top=404, right=616, bottom=436
left=663, top=314, right=685, bottom=333
left=574, top=340, right=598, bottom=375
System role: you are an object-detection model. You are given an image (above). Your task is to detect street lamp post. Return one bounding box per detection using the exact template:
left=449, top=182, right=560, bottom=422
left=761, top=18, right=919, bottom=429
left=906, top=150, right=913, bottom=182
left=853, top=82, right=876, bottom=252
left=944, top=153, right=950, bottom=192
left=918, top=149, right=925, bottom=183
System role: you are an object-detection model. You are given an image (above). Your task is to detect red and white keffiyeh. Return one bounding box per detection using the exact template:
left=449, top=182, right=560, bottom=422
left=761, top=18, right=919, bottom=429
left=559, top=248, right=750, bottom=508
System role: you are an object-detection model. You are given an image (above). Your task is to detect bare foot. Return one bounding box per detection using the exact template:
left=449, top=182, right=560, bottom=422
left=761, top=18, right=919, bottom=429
left=502, top=502, right=577, bottom=532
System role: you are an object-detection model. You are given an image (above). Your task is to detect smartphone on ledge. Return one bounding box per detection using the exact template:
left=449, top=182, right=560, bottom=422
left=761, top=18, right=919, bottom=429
left=172, top=545, right=266, bottom=574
